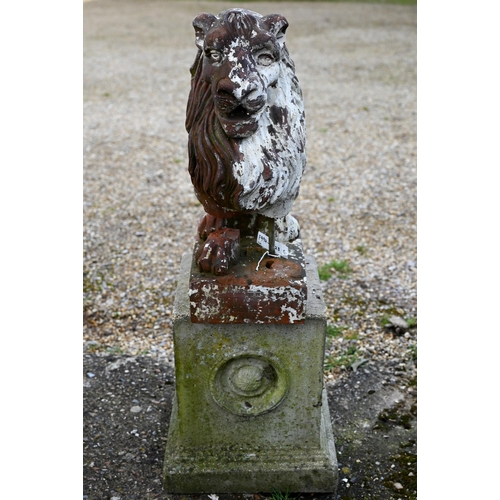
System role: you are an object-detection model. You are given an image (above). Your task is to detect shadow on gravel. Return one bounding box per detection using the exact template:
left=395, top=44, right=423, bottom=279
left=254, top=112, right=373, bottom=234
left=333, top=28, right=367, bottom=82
left=83, top=355, right=416, bottom=500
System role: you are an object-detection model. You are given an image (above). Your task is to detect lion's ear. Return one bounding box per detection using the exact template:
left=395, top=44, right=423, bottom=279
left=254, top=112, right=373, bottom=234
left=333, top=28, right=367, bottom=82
left=261, top=14, right=289, bottom=48
left=193, top=13, right=217, bottom=50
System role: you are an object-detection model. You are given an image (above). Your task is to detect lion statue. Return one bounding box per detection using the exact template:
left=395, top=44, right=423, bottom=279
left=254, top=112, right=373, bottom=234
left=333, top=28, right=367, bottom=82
left=186, top=8, right=306, bottom=275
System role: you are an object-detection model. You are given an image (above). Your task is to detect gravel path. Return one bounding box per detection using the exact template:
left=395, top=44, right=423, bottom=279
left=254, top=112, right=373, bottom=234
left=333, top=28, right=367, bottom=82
left=84, top=2, right=417, bottom=498
left=83, top=0, right=416, bottom=387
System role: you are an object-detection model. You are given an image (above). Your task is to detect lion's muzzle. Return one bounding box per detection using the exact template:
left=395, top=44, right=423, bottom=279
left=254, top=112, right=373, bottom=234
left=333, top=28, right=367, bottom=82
left=214, top=76, right=266, bottom=138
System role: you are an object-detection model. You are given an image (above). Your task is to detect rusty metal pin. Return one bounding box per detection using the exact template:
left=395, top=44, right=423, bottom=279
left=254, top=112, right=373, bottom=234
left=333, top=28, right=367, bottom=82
left=269, top=218, right=276, bottom=256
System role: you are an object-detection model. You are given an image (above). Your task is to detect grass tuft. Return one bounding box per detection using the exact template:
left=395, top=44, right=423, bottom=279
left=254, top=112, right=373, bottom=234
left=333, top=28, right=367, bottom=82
left=326, top=324, right=343, bottom=338
left=325, top=349, right=359, bottom=371
left=406, top=317, right=417, bottom=328
left=271, top=489, right=294, bottom=500
left=318, top=260, right=353, bottom=280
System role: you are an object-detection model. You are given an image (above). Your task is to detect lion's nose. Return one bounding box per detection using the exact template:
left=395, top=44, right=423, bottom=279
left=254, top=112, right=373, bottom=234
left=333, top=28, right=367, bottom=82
left=217, top=77, right=239, bottom=97
left=236, top=76, right=262, bottom=104
left=217, top=76, right=262, bottom=104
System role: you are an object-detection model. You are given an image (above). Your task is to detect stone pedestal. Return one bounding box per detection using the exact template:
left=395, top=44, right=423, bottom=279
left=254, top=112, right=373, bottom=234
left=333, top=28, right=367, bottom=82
left=163, top=246, right=338, bottom=494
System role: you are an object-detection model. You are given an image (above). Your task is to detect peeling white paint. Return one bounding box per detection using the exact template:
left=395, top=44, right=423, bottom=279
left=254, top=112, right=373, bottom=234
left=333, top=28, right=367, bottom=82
left=280, top=304, right=302, bottom=323
left=191, top=280, right=305, bottom=323
left=231, top=54, right=305, bottom=240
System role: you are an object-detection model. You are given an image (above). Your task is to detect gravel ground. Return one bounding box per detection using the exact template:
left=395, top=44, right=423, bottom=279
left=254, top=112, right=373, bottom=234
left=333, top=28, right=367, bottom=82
left=83, top=0, right=416, bottom=372
left=84, top=1, right=416, bottom=497
left=84, top=352, right=416, bottom=499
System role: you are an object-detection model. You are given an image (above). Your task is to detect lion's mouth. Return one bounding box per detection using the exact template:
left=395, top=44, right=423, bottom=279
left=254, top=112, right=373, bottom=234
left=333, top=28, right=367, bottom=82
left=217, top=105, right=261, bottom=138
left=218, top=104, right=257, bottom=123
left=226, top=105, right=252, bottom=121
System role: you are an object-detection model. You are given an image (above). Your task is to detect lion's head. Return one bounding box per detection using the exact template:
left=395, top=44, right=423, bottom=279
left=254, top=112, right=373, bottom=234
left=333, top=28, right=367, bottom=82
left=186, top=9, right=305, bottom=227
left=190, top=9, right=292, bottom=139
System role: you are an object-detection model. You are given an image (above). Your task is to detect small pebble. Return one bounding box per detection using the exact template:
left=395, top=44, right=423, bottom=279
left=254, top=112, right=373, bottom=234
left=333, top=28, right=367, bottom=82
left=388, top=316, right=409, bottom=330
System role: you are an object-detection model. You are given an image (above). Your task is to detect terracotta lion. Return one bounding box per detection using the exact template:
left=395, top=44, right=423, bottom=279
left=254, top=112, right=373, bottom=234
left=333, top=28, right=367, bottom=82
left=186, top=8, right=306, bottom=274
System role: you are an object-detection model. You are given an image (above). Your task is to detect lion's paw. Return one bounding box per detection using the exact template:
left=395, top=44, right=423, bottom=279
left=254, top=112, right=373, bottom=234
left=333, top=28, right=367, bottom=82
left=275, top=214, right=300, bottom=242
left=195, top=228, right=240, bottom=275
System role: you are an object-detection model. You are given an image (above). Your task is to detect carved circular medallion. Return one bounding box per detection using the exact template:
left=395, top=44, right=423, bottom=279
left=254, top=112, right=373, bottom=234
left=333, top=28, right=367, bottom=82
left=210, top=354, right=288, bottom=416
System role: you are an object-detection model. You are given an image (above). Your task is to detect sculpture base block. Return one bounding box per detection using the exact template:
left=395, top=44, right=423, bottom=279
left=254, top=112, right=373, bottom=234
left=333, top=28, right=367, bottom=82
left=189, top=238, right=307, bottom=324
left=163, top=251, right=338, bottom=494
left=164, top=389, right=336, bottom=493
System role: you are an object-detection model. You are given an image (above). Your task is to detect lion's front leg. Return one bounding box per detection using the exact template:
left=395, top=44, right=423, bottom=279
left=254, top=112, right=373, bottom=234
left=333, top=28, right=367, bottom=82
left=197, top=214, right=227, bottom=240
left=195, top=227, right=240, bottom=275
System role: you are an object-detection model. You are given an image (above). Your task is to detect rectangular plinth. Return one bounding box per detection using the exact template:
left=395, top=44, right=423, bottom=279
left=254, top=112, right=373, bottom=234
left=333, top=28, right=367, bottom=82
left=164, top=388, right=337, bottom=493
left=189, top=239, right=307, bottom=324
left=163, top=251, right=338, bottom=494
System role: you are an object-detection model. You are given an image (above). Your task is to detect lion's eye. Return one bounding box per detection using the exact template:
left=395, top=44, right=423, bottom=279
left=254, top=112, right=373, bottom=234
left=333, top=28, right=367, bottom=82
left=207, top=50, right=222, bottom=63
left=257, top=53, right=274, bottom=66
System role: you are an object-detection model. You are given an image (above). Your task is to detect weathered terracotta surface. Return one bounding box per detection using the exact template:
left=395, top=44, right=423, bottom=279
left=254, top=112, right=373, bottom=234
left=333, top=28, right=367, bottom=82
left=189, top=238, right=307, bottom=324
left=195, top=227, right=240, bottom=275
left=186, top=8, right=306, bottom=274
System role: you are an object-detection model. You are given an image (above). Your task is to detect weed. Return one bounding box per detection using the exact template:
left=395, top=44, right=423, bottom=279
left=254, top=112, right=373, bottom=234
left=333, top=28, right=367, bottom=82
left=406, top=317, right=417, bottom=328
left=324, top=357, right=336, bottom=371
left=346, top=345, right=357, bottom=356
left=318, top=260, right=353, bottom=280
left=331, top=260, right=352, bottom=274
left=86, top=343, right=101, bottom=353
left=355, top=245, right=367, bottom=255
left=325, top=346, right=358, bottom=371
left=271, top=488, right=294, bottom=500
left=318, top=265, right=331, bottom=281
left=327, top=325, right=359, bottom=341
left=327, top=197, right=336, bottom=202
left=326, top=324, right=343, bottom=338
left=103, top=92, right=110, bottom=97
left=380, top=315, right=391, bottom=327
left=106, top=345, right=125, bottom=355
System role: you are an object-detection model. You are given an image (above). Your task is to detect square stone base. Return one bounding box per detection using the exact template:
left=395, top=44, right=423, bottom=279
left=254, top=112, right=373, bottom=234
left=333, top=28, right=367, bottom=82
left=163, top=251, right=338, bottom=494
left=164, top=388, right=337, bottom=493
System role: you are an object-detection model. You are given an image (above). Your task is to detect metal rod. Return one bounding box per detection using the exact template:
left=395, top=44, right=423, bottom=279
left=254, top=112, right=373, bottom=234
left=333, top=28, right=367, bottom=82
left=269, top=218, right=275, bottom=255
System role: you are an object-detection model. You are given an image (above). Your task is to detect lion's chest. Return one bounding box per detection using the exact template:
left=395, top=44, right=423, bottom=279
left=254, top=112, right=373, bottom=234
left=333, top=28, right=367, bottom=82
left=232, top=100, right=306, bottom=218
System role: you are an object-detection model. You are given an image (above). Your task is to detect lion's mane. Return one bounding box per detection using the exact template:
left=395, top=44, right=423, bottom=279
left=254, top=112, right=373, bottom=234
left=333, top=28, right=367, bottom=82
left=186, top=50, right=243, bottom=216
